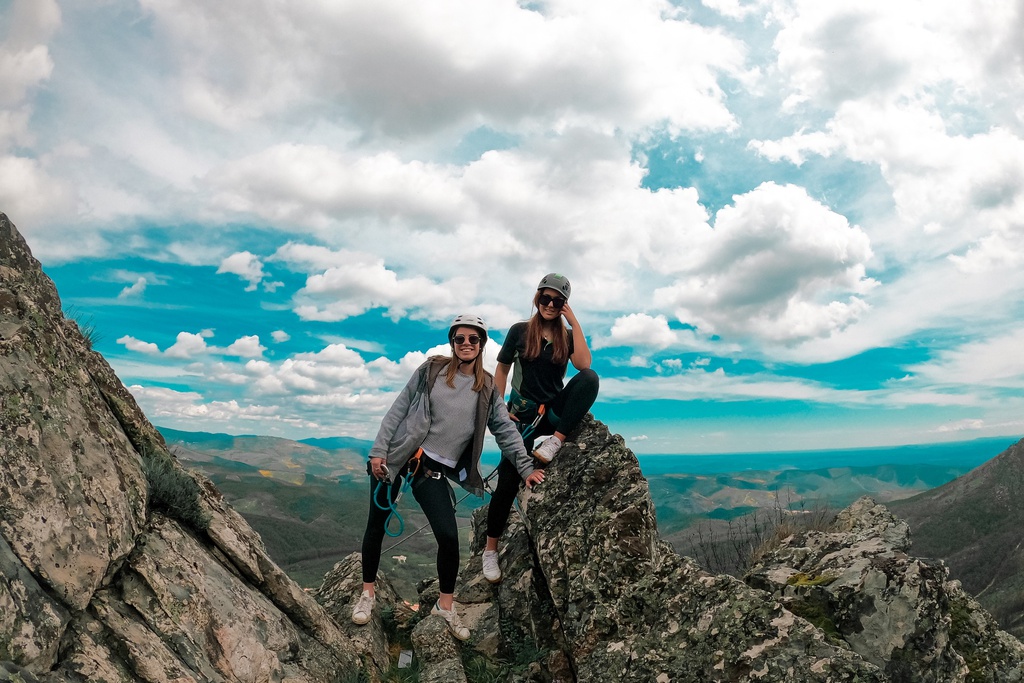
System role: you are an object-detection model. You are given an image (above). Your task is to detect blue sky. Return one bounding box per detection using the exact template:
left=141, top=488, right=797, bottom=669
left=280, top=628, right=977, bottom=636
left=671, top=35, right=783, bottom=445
left=2, top=0, right=1024, bottom=454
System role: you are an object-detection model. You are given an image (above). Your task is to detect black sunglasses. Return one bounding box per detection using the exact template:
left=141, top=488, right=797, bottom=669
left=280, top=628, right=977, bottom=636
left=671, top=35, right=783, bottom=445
left=453, top=334, right=481, bottom=345
left=538, top=293, right=566, bottom=309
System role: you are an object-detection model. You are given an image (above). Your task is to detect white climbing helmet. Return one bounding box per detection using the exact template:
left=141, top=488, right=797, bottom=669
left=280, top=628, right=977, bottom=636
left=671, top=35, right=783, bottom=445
left=448, top=314, right=488, bottom=345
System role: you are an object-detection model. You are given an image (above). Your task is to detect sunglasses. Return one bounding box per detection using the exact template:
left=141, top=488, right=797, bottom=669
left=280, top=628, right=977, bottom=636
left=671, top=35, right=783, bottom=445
left=453, top=334, right=481, bottom=345
left=538, top=293, right=567, bottom=309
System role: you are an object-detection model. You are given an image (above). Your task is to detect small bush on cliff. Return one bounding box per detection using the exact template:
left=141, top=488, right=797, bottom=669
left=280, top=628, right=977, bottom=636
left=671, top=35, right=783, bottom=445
left=64, top=305, right=102, bottom=349
left=142, top=449, right=211, bottom=531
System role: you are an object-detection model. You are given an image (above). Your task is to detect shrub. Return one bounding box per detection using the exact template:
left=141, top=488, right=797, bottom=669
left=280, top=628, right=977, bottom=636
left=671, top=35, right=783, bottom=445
left=693, top=489, right=835, bottom=576
left=64, top=305, right=102, bottom=349
left=142, top=450, right=211, bottom=531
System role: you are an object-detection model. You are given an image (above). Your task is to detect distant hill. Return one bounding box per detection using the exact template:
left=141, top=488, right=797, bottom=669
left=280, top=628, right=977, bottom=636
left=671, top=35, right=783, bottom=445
left=299, top=435, right=373, bottom=453
left=159, top=426, right=369, bottom=484
left=888, top=437, right=1024, bottom=637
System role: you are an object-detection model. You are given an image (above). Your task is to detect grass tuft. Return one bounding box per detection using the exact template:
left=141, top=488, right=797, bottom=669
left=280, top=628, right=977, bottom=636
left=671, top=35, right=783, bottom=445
left=141, top=449, right=211, bottom=531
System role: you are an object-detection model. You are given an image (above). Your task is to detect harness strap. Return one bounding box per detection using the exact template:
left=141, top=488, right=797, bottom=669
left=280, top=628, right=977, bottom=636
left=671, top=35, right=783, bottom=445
left=508, top=389, right=547, bottom=441
left=511, top=402, right=546, bottom=441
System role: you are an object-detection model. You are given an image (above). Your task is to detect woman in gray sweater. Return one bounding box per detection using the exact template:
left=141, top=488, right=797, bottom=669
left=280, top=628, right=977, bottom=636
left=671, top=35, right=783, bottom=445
left=352, top=314, right=543, bottom=640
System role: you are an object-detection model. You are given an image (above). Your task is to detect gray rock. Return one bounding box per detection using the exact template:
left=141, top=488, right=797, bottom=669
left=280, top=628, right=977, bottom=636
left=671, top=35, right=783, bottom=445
left=315, top=551, right=409, bottom=680
left=411, top=614, right=467, bottom=683
left=466, top=416, right=883, bottom=682
left=746, top=495, right=1024, bottom=682
left=1, top=213, right=361, bottom=680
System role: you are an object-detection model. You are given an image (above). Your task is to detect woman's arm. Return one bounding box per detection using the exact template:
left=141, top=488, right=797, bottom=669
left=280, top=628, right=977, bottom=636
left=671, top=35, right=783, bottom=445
left=367, top=362, right=425, bottom=461
left=487, top=387, right=536, bottom=481
left=562, top=303, right=592, bottom=370
left=494, top=362, right=512, bottom=400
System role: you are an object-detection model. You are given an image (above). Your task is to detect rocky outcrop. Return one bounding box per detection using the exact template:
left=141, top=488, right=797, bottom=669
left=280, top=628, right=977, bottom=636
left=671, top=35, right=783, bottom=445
left=504, top=418, right=883, bottom=682
left=321, top=417, right=1024, bottom=682
left=746, top=496, right=1024, bottom=683
left=1, top=213, right=359, bottom=680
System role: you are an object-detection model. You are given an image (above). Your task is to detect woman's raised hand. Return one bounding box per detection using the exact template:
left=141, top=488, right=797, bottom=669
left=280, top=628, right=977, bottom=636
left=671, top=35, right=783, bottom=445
left=560, top=302, right=579, bottom=328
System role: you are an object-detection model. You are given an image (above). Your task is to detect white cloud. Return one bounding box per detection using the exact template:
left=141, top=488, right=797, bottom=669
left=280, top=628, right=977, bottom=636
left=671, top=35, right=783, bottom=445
left=8, top=0, right=1024, bottom=449
left=653, top=182, right=876, bottom=344
left=217, top=251, right=265, bottom=291
left=139, top=0, right=749, bottom=137
left=280, top=245, right=472, bottom=323
left=271, top=330, right=290, bottom=343
left=905, top=328, right=1024, bottom=389
left=769, top=0, right=1017, bottom=110
left=223, top=335, right=266, bottom=359
left=0, top=0, right=59, bottom=108
left=701, top=0, right=762, bottom=21
left=599, top=313, right=679, bottom=350
left=117, top=276, right=148, bottom=299
left=0, top=157, right=77, bottom=237
left=165, top=331, right=209, bottom=359
left=117, top=335, right=160, bottom=355
left=935, top=419, right=985, bottom=433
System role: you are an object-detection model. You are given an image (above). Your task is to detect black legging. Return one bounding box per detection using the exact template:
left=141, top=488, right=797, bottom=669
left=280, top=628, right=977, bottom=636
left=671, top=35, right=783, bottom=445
left=485, top=368, right=599, bottom=539
left=360, top=461, right=461, bottom=593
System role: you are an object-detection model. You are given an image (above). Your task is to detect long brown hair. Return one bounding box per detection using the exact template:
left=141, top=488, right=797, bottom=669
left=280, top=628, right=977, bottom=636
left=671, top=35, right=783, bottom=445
left=522, top=291, right=569, bottom=364
left=443, top=326, right=489, bottom=391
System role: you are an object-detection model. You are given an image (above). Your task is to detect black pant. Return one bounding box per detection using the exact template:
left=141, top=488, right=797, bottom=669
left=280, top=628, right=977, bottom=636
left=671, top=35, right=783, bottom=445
left=360, top=460, right=461, bottom=593
left=485, top=368, right=599, bottom=539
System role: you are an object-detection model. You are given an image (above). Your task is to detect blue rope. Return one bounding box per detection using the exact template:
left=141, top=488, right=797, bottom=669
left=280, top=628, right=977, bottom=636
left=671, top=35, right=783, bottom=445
left=373, top=473, right=417, bottom=537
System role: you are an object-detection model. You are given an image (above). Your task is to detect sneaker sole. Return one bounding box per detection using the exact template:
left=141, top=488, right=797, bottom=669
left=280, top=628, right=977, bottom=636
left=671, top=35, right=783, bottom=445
left=484, top=574, right=502, bottom=584
left=352, top=614, right=370, bottom=625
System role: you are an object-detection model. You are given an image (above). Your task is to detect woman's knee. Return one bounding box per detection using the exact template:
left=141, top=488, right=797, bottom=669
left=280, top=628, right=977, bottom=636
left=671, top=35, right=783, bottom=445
left=435, top=526, right=460, bottom=553
left=576, top=367, right=599, bottom=392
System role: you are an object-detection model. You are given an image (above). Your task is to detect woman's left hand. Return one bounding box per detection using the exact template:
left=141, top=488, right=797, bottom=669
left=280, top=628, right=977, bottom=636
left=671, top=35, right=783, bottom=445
left=525, top=470, right=545, bottom=488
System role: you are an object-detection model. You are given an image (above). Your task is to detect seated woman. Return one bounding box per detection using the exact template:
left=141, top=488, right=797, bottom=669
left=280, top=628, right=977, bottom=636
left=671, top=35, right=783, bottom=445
left=482, top=274, right=599, bottom=583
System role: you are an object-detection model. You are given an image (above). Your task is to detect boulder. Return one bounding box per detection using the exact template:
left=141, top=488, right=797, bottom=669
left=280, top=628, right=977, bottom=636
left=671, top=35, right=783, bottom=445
left=746, top=496, right=1024, bottom=682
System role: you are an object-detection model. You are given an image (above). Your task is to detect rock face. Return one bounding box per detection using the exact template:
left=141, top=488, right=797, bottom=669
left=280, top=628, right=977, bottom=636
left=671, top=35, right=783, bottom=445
left=746, top=496, right=1024, bottom=683
left=1, top=213, right=359, bottom=681
left=505, top=418, right=883, bottom=682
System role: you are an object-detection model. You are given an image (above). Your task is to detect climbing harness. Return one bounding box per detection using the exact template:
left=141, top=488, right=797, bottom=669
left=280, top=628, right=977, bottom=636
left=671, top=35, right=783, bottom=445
left=508, top=389, right=547, bottom=442
left=382, top=463, right=501, bottom=553
left=372, top=448, right=424, bottom=537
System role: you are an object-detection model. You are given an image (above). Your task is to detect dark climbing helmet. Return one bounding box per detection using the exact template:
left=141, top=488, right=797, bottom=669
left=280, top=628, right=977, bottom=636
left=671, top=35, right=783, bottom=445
left=448, top=314, right=488, bottom=345
left=537, top=273, right=571, bottom=299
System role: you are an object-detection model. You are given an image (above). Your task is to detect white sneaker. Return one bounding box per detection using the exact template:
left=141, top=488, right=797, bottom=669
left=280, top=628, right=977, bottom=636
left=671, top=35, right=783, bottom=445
left=482, top=550, right=502, bottom=584
left=351, top=590, right=374, bottom=625
left=532, top=436, right=562, bottom=464
left=431, top=601, right=471, bottom=641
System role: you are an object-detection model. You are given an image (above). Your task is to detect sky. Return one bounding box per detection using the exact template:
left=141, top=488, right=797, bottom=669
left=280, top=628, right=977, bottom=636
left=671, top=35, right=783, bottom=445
left=2, top=0, right=1023, bottom=455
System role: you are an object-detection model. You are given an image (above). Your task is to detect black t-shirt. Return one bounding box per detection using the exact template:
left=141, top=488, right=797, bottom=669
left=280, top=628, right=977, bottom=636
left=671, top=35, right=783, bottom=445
left=497, top=321, right=574, bottom=404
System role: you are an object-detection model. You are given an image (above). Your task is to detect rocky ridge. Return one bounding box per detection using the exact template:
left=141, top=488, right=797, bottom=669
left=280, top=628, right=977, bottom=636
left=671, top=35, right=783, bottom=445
left=1, top=214, right=359, bottom=681
left=321, top=421, right=1024, bottom=682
